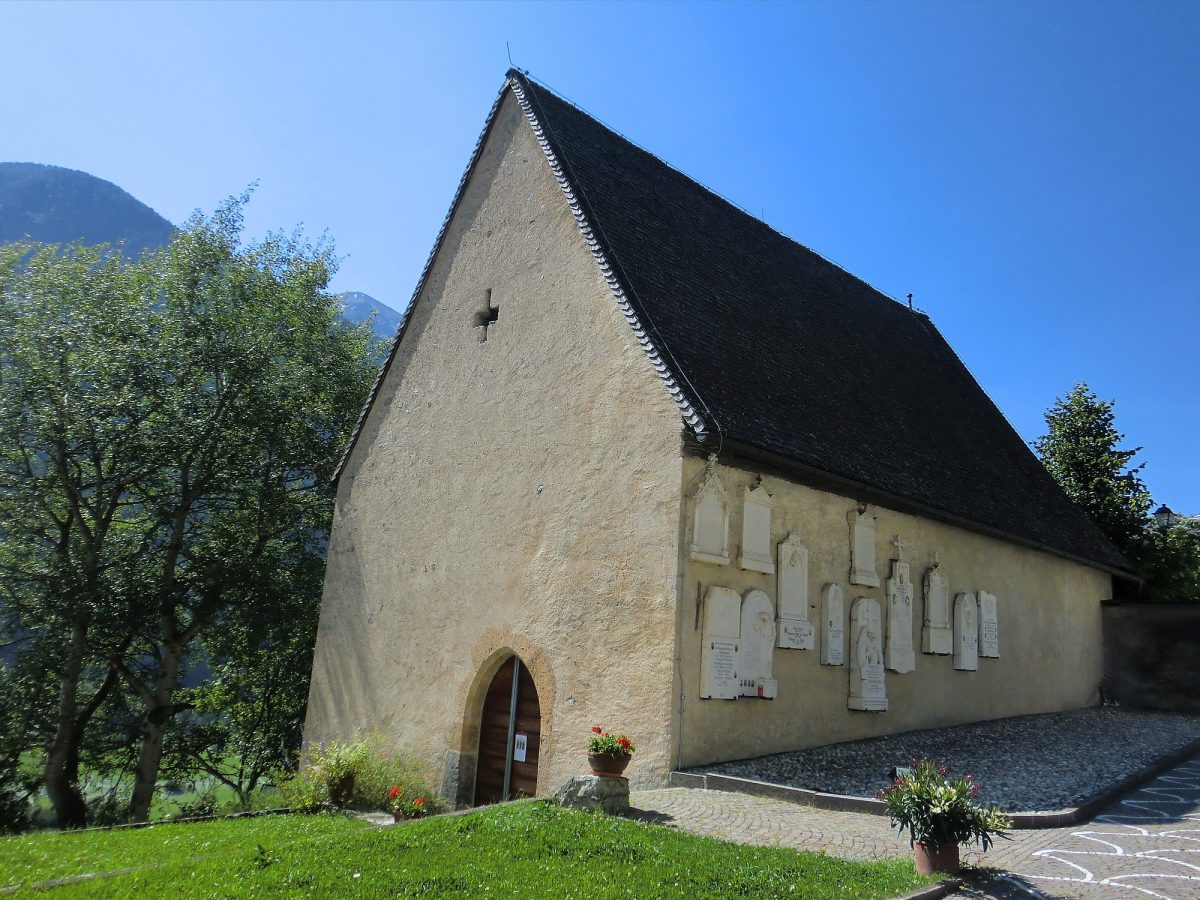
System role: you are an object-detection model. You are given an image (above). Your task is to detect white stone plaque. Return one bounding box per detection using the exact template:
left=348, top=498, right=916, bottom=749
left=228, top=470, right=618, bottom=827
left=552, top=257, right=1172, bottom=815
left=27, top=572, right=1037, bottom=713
left=978, top=591, right=999, bottom=658
left=776, top=534, right=814, bottom=650
left=922, top=558, right=953, bottom=655
left=885, top=545, right=915, bottom=674
left=953, top=592, right=979, bottom=672
left=700, top=586, right=740, bottom=699
left=849, top=596, right=887, bottom=711
left=848, top=508, right=880, bottom=587
left=690, top=473, right=730, bottom=566
left=739, top=483, right=775, bottom=574
left=738, top=589, right=778, bottom=699
left=821, top=583, right=845, bottom=666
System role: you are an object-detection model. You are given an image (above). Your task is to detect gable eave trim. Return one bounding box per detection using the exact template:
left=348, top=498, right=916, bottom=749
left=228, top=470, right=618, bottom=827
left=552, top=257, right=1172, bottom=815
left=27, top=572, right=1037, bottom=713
left=334, top=73, right=710, bottom=487
left=507, top=73, right=710, bottom=443
left=332, top=81, right=513, bottom=486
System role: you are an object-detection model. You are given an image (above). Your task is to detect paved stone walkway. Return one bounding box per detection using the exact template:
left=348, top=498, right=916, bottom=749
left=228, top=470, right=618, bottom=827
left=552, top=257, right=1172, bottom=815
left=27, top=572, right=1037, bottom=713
left=630, top=755, right=1200, bottom=899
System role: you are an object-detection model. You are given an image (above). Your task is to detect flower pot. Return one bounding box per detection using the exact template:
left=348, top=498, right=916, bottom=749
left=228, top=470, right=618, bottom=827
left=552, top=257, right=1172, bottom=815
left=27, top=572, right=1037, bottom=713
left=587, top=751, right=631, bottom=777
left=914, top=840, right=959, bottom=876
left=392, top=810, right=403, bottom=823
left=330, top=773, right=354, bottom=807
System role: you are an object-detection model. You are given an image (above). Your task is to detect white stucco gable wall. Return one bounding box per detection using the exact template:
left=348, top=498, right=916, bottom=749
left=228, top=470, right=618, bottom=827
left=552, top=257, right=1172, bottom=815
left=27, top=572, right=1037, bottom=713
left=305, top=91, right=685, bottom=800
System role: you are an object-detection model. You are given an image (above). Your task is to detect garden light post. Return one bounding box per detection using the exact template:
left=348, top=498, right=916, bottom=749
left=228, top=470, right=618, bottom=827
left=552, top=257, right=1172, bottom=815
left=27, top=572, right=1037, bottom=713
left=1153, top=505, right=1177, bottom=528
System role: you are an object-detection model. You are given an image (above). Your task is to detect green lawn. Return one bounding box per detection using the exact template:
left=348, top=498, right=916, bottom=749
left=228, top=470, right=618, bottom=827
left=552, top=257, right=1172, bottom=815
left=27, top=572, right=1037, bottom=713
left=0, top=814, right=366, bottom=890
left=2, top=802, right=935, bottom=898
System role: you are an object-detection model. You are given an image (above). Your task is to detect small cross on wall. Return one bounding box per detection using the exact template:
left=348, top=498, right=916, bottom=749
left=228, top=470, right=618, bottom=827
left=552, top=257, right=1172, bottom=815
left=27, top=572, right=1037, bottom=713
left=474, top=289, right=499, bottom=342
left=892, top=535, right=905, bottom=561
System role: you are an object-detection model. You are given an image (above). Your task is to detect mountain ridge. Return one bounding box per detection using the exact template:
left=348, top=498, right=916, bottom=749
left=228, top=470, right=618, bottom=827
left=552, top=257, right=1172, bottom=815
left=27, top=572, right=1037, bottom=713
left=0, top=162, right=397, bottom=336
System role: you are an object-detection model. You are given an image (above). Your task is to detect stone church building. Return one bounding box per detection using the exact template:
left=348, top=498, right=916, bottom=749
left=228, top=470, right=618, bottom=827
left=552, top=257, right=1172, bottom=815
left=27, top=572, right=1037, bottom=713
left=305, top=70, right=1133, bottom=806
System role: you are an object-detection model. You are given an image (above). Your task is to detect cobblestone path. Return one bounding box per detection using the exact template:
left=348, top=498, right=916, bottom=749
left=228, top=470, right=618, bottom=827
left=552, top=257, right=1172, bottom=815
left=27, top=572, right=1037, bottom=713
left=630, top=755, right=1200, bottom=899
left=629, top=788, right=911, bottom=861
left=976, top=757, right=1200, bottom=899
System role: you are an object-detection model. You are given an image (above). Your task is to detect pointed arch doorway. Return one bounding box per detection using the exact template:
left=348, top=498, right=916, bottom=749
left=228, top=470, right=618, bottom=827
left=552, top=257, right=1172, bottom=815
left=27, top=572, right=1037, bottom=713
left=473, top=655, right=541, bottom=805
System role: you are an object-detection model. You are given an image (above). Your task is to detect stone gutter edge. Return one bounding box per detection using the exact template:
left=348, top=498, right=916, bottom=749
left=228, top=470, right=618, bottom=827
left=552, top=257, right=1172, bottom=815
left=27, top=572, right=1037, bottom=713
left=669, top=736, right=1200, bottom=829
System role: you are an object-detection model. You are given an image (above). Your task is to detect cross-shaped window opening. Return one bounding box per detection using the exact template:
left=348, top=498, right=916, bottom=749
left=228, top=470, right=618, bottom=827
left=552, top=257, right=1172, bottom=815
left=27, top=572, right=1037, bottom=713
left=474, top=289, right=499, bottom=342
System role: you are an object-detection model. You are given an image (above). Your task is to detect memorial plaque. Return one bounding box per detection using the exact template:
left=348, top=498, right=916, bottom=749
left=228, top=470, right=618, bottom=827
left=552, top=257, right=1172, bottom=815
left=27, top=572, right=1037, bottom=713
left=738, top=589, right=778, bottom=699
left=700, top=586, right=741, bottom=699
left=778, top=618, right=814, bottom=650
left=953, top=592, right=979, bottom=672
left=706, top=639, right=739, bottom=698
left=922, top=557, right=953, bottom=655
left=885, top=540, right=916, bottom=674
left=849, top=596, right=887, bottom=711
left=978, top=591, right=999, bottom=658
left=690, top=473, right=730, bottom=565
left=821, top=583, right=845, bottom=666
left=739, top=484, right=775, bottom=574
left=848, top=507, right=880, bottom=587
left=776, top=534, right=814, bottom=650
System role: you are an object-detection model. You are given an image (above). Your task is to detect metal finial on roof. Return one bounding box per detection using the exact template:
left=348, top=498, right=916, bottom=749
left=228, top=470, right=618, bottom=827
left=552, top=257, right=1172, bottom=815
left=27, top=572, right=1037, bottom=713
left=907, top=293, right=913, bottom=310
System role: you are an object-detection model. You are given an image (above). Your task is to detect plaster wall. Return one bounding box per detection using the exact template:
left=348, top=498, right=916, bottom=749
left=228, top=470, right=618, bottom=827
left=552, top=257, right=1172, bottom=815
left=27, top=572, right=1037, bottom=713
left=305, top=92, right=684, bottom=799
left=677, top=458, right=1113, bottom=768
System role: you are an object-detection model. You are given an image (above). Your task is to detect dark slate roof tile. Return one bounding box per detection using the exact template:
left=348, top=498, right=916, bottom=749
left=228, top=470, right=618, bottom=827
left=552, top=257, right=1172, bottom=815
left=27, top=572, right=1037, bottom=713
left=514, top=72, right=1131, bottom=574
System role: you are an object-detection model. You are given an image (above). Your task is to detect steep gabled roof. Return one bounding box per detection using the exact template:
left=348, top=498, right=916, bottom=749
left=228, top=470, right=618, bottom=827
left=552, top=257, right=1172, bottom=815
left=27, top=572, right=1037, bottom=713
left=340, top=70, right=1132, bottom=575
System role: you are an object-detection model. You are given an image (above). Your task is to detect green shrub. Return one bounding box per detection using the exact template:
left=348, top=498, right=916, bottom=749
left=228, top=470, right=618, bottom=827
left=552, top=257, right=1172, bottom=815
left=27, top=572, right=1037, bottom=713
left=218, top=785, right=283, bottom=815
left=175, top=787, right=220, bottom=820
left=84, top=791, right=130, bottom=828
left=274, top=772, right=326, bottom=813
left=346, top=736, right=433, bottom=811
left=879, top=759, right=1010, bottom=852
left=276, top=735, right=439, bottom=814
left=0, top=787, right=30, bottom=835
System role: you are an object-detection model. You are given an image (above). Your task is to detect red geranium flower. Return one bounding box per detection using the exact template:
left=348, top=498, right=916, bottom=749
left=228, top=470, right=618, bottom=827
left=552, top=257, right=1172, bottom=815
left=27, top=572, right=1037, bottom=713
left=388, top=786, right=401, bottom=800
left=592, top=726, right=603, bottom=734
left=414, top=797, right=425, bottom=806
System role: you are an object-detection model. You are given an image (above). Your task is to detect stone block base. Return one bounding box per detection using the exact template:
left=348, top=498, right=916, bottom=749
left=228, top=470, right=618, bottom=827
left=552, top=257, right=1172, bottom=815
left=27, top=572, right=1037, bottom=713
left=555, top=775, right=630, bottom=815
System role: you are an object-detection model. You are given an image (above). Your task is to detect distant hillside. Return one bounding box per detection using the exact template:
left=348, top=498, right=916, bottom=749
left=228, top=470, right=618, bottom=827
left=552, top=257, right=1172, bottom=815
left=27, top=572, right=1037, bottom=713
left=0, top=162, right=174, bottom=257
left=0, top=162, right=400, bottom=332
left=338, top=291, right=401, bottom=340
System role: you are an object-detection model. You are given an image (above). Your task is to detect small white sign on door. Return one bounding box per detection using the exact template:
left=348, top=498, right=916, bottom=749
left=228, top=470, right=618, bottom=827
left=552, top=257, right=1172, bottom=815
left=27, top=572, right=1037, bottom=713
left=513, top=732, right=528, bottom=763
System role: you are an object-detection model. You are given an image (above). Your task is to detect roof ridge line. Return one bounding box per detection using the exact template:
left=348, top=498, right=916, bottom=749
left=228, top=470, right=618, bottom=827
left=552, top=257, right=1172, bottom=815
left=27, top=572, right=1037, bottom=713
left=511, top=69, right=926, bottom=318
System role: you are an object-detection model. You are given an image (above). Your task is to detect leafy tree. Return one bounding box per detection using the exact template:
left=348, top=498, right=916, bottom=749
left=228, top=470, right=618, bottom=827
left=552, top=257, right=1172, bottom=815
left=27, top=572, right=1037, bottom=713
left=110, top=199, right=375, bottom=822
left=0, top=197, right=377, bottom=824
left=1034, top=383, right=1151, bottom=560
left=162, top=554, right=324, bottom=806
left=1137, top=517, right=1200, bottom=603
left=0, top=242, right=158, bottom=826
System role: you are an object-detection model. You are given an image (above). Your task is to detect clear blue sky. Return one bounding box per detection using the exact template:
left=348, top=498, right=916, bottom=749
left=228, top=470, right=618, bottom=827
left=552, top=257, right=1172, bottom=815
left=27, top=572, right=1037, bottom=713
left=3, top=1, right=1197, bottom=513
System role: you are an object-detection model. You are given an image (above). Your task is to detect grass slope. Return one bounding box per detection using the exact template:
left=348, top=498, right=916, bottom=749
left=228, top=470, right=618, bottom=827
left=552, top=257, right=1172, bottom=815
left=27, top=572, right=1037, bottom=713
left=3, top=802, right=933, bottom=898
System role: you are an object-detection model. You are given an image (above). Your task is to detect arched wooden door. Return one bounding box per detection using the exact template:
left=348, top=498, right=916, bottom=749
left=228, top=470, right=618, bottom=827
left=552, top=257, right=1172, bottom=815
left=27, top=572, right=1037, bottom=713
left=473, top=656, right=540, bottom=805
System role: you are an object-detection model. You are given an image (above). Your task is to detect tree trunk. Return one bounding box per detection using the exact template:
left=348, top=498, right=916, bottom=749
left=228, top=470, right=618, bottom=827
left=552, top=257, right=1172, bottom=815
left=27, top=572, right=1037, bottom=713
left=127, top=642, right=185, bottom=823
left=128, top=716, right=167, bottom=823
left=44, top=621, right=89, bottom=829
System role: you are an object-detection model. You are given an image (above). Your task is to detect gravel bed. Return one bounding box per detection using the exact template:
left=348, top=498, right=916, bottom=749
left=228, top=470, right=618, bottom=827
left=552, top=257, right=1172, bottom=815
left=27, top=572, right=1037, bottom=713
left=689, top=708, right=1200, bottom=812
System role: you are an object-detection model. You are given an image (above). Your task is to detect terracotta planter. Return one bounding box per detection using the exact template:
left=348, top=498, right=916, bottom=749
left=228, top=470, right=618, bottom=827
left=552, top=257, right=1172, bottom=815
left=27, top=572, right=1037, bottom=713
left=330, top=773, right=355, bottom=807
left=587, top=751, right=631, bottom=777
left=913, top=840, right=959, bottom=876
